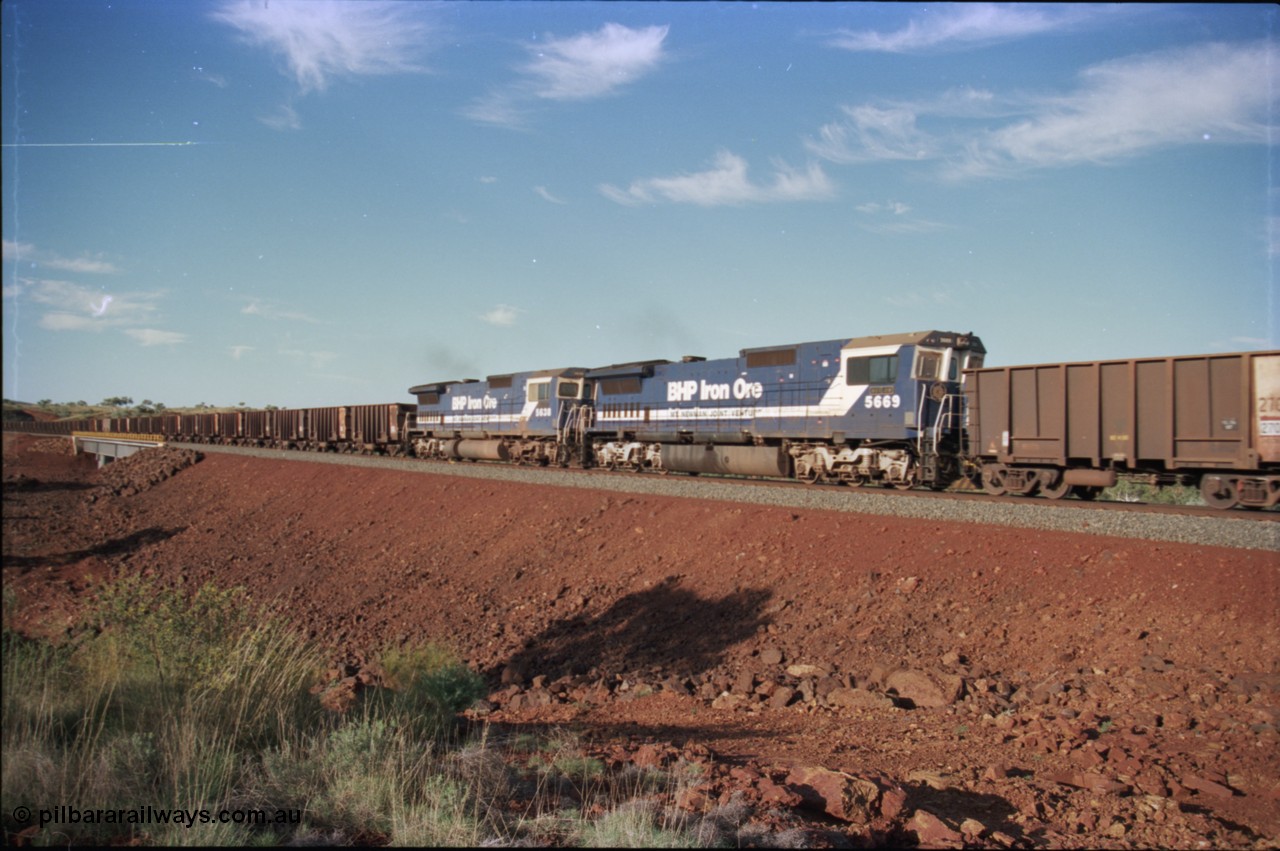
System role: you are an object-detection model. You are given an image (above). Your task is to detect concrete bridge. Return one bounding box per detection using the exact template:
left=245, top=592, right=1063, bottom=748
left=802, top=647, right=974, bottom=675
left=72, top=432, right=165, bottom=467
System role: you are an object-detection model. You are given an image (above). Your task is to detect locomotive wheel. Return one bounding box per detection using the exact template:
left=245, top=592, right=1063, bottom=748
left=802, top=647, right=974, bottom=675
left=981, top=464, right=1008, bottom=496
left=1040, top=473, right=1072, bottom=500
left=1200, top=476, right=1239, bottom=510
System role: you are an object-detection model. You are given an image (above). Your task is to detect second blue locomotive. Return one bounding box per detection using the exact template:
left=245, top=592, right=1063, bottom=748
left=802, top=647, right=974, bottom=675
left=408, top=330, right=986, bottom=488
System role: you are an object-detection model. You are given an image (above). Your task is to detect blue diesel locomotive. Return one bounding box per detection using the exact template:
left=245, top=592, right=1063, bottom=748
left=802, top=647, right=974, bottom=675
left=408, top=367, right=593, bottom=466
left=408, top=330, right=986, bottom=488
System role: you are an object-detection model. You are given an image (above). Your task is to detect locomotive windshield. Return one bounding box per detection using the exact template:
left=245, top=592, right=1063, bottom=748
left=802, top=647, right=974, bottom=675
left=914, top=349, right=943, bottom=380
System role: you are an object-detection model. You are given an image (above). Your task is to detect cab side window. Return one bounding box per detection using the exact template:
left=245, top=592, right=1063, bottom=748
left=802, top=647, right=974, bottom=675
left=527, top=382, right=550, bottom=403
left=847, top=355, right=898, bottom=385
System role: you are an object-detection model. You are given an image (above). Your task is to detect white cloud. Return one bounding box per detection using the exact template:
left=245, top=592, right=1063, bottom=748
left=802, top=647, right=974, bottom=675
left=481, top=304, right=521, bottom=326
left=807, top=41, right=1278, bottom=180
left=212, top=0, right=434, bottom=94
left=600, top=150, right=835, bottom=207
left=464, top=23, right=668, bottom=127
left=229, top=345, right=254, bottom=360
left=126, top=329, right=188, bottom=346
left=827, top=4, right=1109, bottom=53
left=525, top=23, right=668, bottom=101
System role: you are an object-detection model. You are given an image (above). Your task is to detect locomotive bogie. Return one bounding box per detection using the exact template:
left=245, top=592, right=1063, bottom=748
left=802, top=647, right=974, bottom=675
left=593, top=440, right=660, bottom=472
left=789, top=442, right=916, bottom=486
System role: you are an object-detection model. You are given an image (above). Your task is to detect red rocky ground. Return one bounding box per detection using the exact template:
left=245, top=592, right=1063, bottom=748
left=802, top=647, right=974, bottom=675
left=3, top=432, right=1278, bottom=848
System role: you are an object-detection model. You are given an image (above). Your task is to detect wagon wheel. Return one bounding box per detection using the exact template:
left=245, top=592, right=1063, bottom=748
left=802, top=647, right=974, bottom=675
left=1040, top=472, right=1072, bottom=500
left=980, top=464, right=1008, bottom=496
left=1199, top=475, right=1239, bottom=510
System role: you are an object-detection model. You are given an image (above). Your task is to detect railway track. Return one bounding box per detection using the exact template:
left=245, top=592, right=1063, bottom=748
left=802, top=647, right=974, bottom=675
left=172, top=442, right=1278, bottom=552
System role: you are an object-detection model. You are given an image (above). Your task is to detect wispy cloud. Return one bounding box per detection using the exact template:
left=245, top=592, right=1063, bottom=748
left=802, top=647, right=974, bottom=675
left=807, top=41, right=1277, bottom=180
left=3, top=240, right=120, bottom=274
left=259, top=104, right=302, bottom=131
left=808, top=105, right=940, bottom=164
left=600, top=150, right=835, bottom=207
left=193, top=65, right=228, bottom=88
left=229, top=345, right=254, bottom=360
left=5, top=270, right=187, bottom=346
left=125, top=328, right=187, bottom=346
left=481, top=304, right=521, bottom=327
left=856, top=201, right=913, bottom=216
left=212, top=0, right=435, bottom=94
left=279, top=347, right=339, bottom=371
left=464, top=23, right=668, bottom=127
left=15, top=278, right=159, bottom=328
left=827, top=3, right=1110, bottom=53
left=958, top=41, right=1278, bottom=177
left=241, top=298, right=321, bottom=324
left=855, top=200, right=951, bottom=235
left=533, top=186, right=566, bottom=205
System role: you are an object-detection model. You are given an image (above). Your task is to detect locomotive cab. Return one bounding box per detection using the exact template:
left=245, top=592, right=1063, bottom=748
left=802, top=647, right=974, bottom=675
left=895, top=332, right=986, bottom=486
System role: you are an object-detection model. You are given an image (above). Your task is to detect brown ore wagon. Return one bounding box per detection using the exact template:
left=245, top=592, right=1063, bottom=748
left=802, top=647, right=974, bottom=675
left=966, top=349, right=1280, bottom=509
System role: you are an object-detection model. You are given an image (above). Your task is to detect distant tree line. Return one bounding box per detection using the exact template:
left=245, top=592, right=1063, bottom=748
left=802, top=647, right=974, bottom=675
left=2, top=398, right=279, bottom=420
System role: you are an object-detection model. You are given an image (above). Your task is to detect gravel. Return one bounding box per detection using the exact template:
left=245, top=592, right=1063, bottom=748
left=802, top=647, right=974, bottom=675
left=177, top=443, right=1279, bottom=552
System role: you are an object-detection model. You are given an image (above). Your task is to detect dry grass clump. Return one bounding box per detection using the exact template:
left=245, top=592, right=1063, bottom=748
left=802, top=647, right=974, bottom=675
left=3, top=580, right=799, bottom=847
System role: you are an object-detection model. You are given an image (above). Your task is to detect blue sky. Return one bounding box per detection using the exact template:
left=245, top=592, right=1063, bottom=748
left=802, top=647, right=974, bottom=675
left=3, top=2, right=1276, bottom=408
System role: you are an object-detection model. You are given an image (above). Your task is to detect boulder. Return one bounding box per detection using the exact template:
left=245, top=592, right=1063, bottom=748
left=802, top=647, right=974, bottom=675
left=785, top=765, right=884, bottom=824
left=885, top=669, right=964, bottom=708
